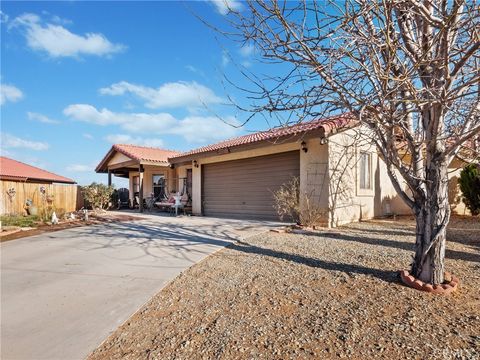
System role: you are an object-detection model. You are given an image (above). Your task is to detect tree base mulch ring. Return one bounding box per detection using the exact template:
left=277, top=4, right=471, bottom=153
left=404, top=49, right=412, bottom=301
left=400, top=270, right=459, bottom=295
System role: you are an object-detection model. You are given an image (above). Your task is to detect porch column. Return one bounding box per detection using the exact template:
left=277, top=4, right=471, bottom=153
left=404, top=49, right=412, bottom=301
left=107, top=170, right=112, bottom=187
left=139, top=165, right=144, bottom=213
left=192, top=161, right=202, bottom=215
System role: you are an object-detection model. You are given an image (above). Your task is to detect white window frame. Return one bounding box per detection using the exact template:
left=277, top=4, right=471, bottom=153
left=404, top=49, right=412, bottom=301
left=357, top=151, right=374, bottom=196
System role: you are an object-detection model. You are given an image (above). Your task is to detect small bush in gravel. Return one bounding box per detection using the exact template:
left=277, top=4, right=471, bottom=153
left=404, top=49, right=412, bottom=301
left=273, top=177, right=326, bottom=227
left=459, top=163, right=480, bottom=216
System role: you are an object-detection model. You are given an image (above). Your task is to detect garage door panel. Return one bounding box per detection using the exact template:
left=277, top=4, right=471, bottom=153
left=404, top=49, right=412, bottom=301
left=202, top=151, right=300, bottom=220
left=202, top=164, right=300, bottom=175
left=203, top=182, right=295, bottom=192
left=202, top=169, right=300, bottom=182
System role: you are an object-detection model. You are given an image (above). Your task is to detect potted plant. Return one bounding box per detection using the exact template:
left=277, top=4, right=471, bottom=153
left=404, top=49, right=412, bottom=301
left=25, top=199, right=38, bottom=216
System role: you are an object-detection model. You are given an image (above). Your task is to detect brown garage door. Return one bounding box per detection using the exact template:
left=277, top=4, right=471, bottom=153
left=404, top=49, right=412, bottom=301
left=202, top=151, right=300, bottom=220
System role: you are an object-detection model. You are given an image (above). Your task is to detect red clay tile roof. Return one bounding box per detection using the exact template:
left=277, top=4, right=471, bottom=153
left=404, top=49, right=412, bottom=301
left=95, top=144, right=180, bottom=172
left=112, top=144, right=179, bottom=163
left=0, top=157, right=76, bottom=184
left=169, top=114, right=355, bottom=161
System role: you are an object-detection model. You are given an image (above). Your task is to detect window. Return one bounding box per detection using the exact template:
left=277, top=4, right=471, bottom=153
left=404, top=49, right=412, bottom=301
left=359, top=152, right=372, bottom=190
left=132, top=176, right=140, bottom=193
left=152, top=174, right=165, bottom=199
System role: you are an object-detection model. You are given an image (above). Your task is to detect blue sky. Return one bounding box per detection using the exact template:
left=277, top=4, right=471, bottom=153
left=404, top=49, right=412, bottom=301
left=0, top=0, right=271, bottom=186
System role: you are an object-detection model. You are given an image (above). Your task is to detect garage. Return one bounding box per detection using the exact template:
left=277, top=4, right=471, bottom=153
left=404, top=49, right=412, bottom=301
left=202, top=151, right=300, bottom=220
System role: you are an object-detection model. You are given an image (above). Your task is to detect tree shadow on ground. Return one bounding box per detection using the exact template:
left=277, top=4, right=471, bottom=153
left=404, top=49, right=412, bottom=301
left=297, top=229, right=480, bottom=264
left=229, top=240, right=398, bottom=283
left=46, top=220, right=240, bottom=265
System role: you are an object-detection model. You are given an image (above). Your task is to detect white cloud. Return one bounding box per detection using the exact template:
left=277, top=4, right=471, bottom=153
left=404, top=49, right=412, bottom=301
left=64, top=104, right=240, bottom=144
left=208, top=0, right=243, bottom=15
left=11, top=13, right=125, bottom=58
left=83, top=133, right=94, bottom=140
left=66, top=164, right=92, bottom=172
left=1, top=83, right=23, bottom=105
left=222, top=49, right=230, bottom=67
left=64, top=104, right=177, bottom=131
left=239, top=44, right=254, bottom=57
left=0, top=11, right=9, bottom=23
left=27, top=111, right=60, bottom=124
left=99, top=81, right=223, bottom=109
left=185, top=65, right=197, bottom=73
left=185, top=65, right=206, bottom=78
left=171, top=116, right=239, bottom=143
left=0, top=132, right=49, bottom=151
left=64, top=104, right=129, bottom=125
left=104, top=134, right=165, bottom=148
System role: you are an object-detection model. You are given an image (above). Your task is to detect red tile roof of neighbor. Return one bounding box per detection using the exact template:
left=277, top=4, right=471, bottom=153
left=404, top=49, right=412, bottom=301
left=169, top=113, right=355, bottom=160
left=0, top=157, right=76, bottom=184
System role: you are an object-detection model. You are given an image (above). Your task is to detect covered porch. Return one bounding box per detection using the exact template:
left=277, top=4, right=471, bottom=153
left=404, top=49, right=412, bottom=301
left=95, top=144, right=187, bottom=212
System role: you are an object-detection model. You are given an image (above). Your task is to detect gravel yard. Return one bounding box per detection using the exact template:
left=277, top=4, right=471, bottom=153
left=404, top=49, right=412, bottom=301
left=89, top=216, right=479, bottom=360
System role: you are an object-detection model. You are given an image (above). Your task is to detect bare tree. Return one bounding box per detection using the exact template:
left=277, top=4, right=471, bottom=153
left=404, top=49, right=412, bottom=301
left=220, top=0, right=480, bottom=285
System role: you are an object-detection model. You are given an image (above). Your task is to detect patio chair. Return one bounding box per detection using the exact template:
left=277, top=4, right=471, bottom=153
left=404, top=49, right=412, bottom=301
left=145, top=196, right=156, bottom=212
left=131, top=194, right=140, bottom=209
left=117, top=188, right=129, bottom=209
left=181, top=194, right=192, bottom=215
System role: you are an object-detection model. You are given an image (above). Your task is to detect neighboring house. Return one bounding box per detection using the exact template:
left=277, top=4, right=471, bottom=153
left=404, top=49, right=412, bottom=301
left=0, top=157, right=78, bottom=215
left=0, top=157, right=75, bottom=184
left=96, top=116, right=470, bottom=226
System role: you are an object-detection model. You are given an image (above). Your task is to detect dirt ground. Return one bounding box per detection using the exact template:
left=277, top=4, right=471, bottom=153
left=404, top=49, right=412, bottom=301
left=0, top=213, right=145, bottom=242
left=89, top=215, right=479, bottom=360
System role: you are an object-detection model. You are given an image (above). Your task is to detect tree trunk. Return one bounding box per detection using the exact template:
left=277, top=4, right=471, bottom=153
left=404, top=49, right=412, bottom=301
left=411, top=155, right=451, bottom=285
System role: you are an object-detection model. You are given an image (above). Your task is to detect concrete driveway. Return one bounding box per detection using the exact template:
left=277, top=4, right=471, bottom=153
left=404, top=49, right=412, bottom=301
left=1, top=212, right=278, bottom=360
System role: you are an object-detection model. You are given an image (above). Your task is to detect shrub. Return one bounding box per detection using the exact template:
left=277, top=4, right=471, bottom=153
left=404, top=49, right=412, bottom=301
left=273, top=177, right=326, bottom=227
left=273, top=177, right=301, bottom=223
left=458, top=164, right=480, bottom=216
left=81, top=183, right=115, bottom=210
left=40, top=205, right=55, bottom=223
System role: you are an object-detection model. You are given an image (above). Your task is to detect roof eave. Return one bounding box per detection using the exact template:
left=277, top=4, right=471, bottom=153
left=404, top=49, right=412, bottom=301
left=139, top=160, right=171, bottom=167
left=95, top=146, right=117, bottom=173
left=169, top=129, right=327, bottom=164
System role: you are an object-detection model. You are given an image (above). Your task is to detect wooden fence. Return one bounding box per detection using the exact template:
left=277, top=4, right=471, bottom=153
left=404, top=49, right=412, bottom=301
left=0, top=180, right=84, bottom=216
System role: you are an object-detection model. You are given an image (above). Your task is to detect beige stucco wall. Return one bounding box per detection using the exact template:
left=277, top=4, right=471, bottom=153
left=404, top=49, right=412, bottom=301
left=325, top=127, right=471, bottom=226
left=327, top=128, right=378, bottom=227
left=374, top=155, right=469, bottom=217
left=299, top=139, right=329, bottom=225
left=108, top=152, right=131, bottom=166
left=447, top=167, right=469, bottom=215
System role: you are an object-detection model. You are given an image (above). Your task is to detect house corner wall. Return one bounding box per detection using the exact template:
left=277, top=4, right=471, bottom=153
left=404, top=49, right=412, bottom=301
left=377, top=158, right=470, bottom=216
left=327, top=128, right=378, bottom=227
left=299, top=139, right=329, bottom=226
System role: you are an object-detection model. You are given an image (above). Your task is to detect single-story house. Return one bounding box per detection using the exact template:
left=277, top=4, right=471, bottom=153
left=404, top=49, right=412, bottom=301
left=0, top=156, right=79, bottom=215
left=96, top=115, right=470, bottom=226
